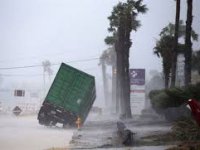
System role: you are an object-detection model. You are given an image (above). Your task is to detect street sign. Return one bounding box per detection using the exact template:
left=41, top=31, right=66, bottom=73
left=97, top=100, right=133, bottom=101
left=130, top=69, right=145, bottom=85
left=130, top=69, right=145, bottom=115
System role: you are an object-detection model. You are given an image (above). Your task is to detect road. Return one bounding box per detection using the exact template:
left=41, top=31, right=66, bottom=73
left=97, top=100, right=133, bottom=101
left=0, top=114, right=75, bottom=150
left=70, top=114, right=173, bottom=150
left=0, top=113, right=174, bottom=150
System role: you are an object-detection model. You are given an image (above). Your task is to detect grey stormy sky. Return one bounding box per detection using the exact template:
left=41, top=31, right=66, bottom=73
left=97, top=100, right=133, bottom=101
left=0, top=0, right=199, bottom=106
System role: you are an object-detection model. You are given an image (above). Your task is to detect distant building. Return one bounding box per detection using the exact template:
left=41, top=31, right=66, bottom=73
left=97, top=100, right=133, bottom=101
left=176, top=53, right=200, bottom=86
left=176, top=54, right=185, bottom=87
left=0, top=88, right=42, bottom=114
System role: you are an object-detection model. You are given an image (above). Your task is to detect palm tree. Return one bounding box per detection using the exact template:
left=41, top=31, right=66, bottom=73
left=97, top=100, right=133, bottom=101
left=99, top=49, right=111, bottom=107
left=171, top=0, right=181, bottom=88
left=100, top=54, right=108, bottom=107
left=100, top=47, right=117, bottom=113
left=42, top=60, right=53, bottom=94
left=184, top=0, right=193, bottom=85
left=154, top=21, right=198, bottom=88
left=154, top=35, right=174, bottom=88
left=160, top=20, right=198, bottom=40
left=106, top=0, right=147, bottom=118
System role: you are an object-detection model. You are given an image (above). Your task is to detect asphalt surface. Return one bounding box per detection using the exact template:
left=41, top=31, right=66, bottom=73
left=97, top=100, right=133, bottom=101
left=0, top=115, right=74, bottom=150
left=69, top=114, right=173, bottom=150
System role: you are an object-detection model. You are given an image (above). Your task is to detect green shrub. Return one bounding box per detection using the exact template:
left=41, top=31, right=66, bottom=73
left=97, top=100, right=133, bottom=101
left=186, top=83, right=200, bottom=99
left=149, top=83, right=200, bottom=110
left=149, top=83, right=200, bottom=121
left=172, top=118, right=200, bottom=141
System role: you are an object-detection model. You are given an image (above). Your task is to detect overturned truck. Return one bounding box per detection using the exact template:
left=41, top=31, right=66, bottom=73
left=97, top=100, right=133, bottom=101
left=38, top=63, right=96, bottom=127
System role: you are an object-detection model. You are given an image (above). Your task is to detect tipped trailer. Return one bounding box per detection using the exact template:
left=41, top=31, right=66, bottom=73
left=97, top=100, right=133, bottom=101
left=38, top=63, right=96, bottom=127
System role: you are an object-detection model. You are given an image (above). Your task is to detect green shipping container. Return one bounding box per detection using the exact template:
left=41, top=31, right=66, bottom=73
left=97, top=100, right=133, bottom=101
left=38, top=63, right=96, bottom=127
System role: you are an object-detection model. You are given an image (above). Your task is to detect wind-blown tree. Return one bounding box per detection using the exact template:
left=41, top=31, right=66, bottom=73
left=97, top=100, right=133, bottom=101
left=104, top=44, right=118, bottom=113
left=99, top=48, right=116, bottom=108
left=105, top=37, right=118, bottom=113
left=184, top=0, right=193, bottom=85
left=104, top=48, right=117, bottom=112
left=160, top=20, right=198, bottom=39
left=154, top=35, right=174, bottom=88
left=105, top=0, right=147, bottom=118
left=99, top=51, right=109, bottom=106
left=42, top=60, right=53, bottom=94
left=42, top=60, right=53, bottom=81
left=154, top=21, right=198, bottom=88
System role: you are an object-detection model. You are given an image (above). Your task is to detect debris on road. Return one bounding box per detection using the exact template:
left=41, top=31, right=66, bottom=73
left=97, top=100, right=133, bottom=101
left=117, top=121, right=135, bottom=146
left=69, top=115, right=172, bottom=149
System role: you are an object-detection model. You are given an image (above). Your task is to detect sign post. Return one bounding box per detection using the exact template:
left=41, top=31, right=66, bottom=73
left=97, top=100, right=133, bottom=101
left=129, top=69, right=145, bottom=115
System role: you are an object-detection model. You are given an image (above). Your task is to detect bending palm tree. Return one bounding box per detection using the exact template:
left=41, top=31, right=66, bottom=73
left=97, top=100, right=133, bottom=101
left=154, top=21, right=198, bottom=88
left=105, top=0, right=147, bottom=118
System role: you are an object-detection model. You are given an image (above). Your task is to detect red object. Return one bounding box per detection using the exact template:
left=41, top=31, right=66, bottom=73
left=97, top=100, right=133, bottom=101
left=187, top=99, right=200, bottom=126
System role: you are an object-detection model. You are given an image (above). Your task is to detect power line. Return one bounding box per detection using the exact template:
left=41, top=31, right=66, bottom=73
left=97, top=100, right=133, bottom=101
left=0, top=57, right=99, bottom=70
left=0, top=64, right=47, bottom=70
left=0, top=51, right=100, bottom=64
left=0, top=67, right=100, bottom=77
left=0, top=74, right=43, bottom=77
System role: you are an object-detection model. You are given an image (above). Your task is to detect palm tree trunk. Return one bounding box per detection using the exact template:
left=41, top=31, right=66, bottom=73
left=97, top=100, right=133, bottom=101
left=101, top=61, right=109, bottom=106
left=171, top=0, right=181, bottom=87
left=184, top=0, right=193, bottom=85
left=116, top=9, right=138, bottom=118
left=124, top=48, right=132, bottom=118
left=120, top=50, right=126, bottom=116
left=113, top=43, right=120, bottom=114
left=165, top=75, right=169, bottom=89
left=111, top=47, right=117, bottom=113
left=123, top=11, right=133, bottom=118
left=115, top=17, right=127, bottom=116
left=116, top=47, right=125, bottom=115
left=115, top=39, right=122, bottom=115
left=112, top=64, right=117, bottom=113
left=115, top=12, right=133, bottom=119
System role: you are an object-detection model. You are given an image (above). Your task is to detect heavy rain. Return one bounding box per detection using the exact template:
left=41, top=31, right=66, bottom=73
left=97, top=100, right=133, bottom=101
left=0, top=0, right=200, bottom=150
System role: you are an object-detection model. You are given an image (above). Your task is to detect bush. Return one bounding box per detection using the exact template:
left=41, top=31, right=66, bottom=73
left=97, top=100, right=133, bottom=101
left=149, top=83, right=200, bottom=110
left=149, top=83, right=200, bottom=121
left=172, top=118, right=200, bottom=141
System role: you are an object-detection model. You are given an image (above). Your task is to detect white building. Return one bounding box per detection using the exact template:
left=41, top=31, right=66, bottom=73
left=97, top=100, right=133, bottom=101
left=0, top=88, right=42, bottom=114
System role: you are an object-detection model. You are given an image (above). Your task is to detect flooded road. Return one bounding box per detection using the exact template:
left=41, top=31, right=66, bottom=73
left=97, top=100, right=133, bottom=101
left=70, top=114, right=173, bottom=150
left=0, top=115, right=74, bottom=150
left=0, top=113, right=174, bottom=150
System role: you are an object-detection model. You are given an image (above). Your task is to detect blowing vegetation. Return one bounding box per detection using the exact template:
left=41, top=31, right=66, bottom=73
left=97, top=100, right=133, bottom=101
left=100, top=0, right=199, bottom=122
left=103, top=0, right=148, bottom=118
left=150, top=0, right=200, bottom=140
left=154, top=0, right=198, bottom=89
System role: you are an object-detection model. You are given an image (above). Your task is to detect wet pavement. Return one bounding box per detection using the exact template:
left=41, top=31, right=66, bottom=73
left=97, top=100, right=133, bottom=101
left=0, top=115, right=74, bottom=150
left=0, top=113, right=174, bottom=150
left=69, top=114, right=173, bottom=150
